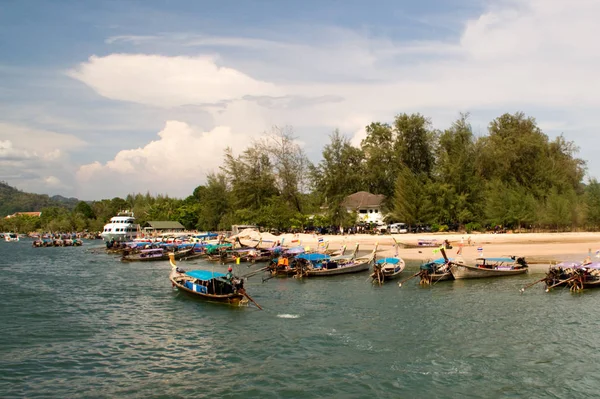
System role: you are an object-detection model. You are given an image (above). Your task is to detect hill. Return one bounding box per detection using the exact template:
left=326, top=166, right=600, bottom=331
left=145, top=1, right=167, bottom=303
left=0, top=182, right=79, bottom=216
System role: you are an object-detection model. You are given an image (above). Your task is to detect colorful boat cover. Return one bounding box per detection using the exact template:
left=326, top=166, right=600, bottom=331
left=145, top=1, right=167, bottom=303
left=376, top=257, right=402, bottom=265
left=296, top=253, right=330, bottom=262
left=186, top=270, right=226, bottom=281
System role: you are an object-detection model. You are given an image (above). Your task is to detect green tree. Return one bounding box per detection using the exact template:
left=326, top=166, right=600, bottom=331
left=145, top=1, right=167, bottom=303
left=310, top=130, right=366, bottom=223
left=393, top=113, right=437, bottom=176
left=361, top=122, right=396, bottom=198
left=585, top=179, right=600, bottom=229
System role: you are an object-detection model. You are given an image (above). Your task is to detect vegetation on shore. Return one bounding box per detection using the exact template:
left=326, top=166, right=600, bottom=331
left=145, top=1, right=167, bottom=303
left=2, top=112, right=600, bottom=234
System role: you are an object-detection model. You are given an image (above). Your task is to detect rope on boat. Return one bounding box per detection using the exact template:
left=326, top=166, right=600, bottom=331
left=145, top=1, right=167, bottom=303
left=398, top=272, right=420, bottom=288
left=520, top=277, right=547, bottom=293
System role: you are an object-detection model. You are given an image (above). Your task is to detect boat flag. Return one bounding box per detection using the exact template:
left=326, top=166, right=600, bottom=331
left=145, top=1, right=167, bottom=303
left=596, top=249, right=600, bottom=258
left=457, top=246, right=462, bottom=255
left=433, top=245, right=444, bottom=254
left=236, top=257, right=240, bottom=265
left=477, top=246, right=483, bottom=256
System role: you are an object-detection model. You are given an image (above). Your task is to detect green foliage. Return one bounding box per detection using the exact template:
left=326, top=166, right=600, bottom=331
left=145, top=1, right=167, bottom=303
left=1, top=111, right=597, bottom=233
left=464, top=222, right=482, bottom=234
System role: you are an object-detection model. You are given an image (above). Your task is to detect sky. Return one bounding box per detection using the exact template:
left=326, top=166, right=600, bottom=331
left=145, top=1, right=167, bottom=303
left=1, top=0, right=600, bottom=200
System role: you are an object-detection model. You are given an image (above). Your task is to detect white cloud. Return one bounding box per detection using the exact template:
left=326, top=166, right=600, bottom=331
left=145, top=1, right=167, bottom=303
left=76, top=118, right=255, bottom=199
left=0, top=124, right=86, bottom=195
left=61, top=0, right=600, bottom=198
left=68, top=54, right=280, bottom=107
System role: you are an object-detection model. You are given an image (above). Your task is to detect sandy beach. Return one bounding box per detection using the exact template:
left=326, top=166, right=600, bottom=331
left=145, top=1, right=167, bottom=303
left=261, top=231, right=600, bottom=272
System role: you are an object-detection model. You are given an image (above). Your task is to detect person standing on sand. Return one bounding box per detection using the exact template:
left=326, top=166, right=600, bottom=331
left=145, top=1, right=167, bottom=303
left=467, top=236, right=472, bottom=246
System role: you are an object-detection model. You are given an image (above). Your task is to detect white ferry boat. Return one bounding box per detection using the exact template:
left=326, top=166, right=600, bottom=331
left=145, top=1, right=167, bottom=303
left=101, top=211, right=140, bottom=243
left=4, top=233, right=19, bottom=242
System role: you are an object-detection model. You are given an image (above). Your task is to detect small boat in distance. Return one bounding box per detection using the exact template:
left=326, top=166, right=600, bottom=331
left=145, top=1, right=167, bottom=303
left=4, top=233, right=19, bottom=242
left=450, top=256, right=528, bottom=279
left=121, top=247, right=193, bottom=262
left=168, top=254, right=262, bottom=309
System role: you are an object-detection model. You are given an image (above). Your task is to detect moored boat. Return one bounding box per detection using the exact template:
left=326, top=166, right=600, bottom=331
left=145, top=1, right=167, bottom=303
left=4, top=233, right=19, bottom=242
left=298, top=244, right=375, bottom=277
left=541, top=260, right=600, bottom=292
left=101, top=210, right=140, bottom=244
left=450, top=256, right=528, bottom=279
left=371, top=256, right=405, bottom=284
left=121, top=247, right=193, bottom=262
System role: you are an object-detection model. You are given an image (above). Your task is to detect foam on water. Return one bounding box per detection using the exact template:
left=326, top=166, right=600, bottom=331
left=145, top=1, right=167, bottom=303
left=277, top=314, right=300, bottom=318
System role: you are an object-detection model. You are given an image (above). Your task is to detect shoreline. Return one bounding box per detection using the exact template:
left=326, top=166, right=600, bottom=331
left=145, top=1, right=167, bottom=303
left=250, top=231, right=600, bottom=272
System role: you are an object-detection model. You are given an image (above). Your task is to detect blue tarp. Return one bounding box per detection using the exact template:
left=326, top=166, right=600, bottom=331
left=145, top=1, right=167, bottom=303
left=184, top=281, right=208, bottom=293
left=296, top=253, right=330, bottom=262
left=186, top=270, right=226, bottom=281
left=376, top=257, right=402, bottom=265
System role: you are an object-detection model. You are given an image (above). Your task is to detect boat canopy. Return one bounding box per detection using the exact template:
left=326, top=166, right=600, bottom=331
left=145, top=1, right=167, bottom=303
left=193, top=233, right=218, bottom=239
left=477, top=257, right=515, bottom=263
left=377, top=257, right=402, bottom=265
left=285, top=246, right=305, bottom=255
left=579, top=262, right=600, bottom=269
left=297, top=253, right=330, bottom=262
left=556, top=261, right=582, bottom=268
left=186, top=270, right=226, bottom=281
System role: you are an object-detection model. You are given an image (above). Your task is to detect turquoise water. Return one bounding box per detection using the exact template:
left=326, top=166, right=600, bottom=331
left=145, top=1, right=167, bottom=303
left=1, top=240, right=600, bottom=398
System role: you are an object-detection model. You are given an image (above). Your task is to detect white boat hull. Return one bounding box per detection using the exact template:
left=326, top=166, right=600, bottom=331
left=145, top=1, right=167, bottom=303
left=307, top=258, right=372, bottom=277
left=450, top=264, right=528, bottom=279
left=101, top=232, right=138, bottom=242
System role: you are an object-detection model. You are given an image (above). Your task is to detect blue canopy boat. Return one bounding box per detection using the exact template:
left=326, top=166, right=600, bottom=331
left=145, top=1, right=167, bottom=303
left=371, top=256, right=406, bottom=284
left=168, top=254, right=261, bottom=308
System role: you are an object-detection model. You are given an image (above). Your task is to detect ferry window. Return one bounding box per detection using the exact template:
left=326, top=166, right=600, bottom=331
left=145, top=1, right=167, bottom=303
left=369, top=210, right=373, bottom=213
left=374, top=210, right=378, bottom=213
left=359, top=209, right=367, bottom=214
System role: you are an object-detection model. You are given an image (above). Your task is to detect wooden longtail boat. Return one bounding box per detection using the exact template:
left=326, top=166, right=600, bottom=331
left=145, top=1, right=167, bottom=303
left=370, top=241, right=404, bottom=284
left=371, top=257, right=405, bottom=284
left=449, top=256, right=528, bottom=279
left=168, top=254, right=261, bottom=308
left=542, top=261, right=600, bottom=292
left=301, top=244, right=375, bottom=277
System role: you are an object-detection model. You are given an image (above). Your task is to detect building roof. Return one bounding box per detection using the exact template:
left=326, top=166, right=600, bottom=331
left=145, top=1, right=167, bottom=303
left=342, top=191, right=385, bottom=209
left=143, top=221, right=185, bottom=230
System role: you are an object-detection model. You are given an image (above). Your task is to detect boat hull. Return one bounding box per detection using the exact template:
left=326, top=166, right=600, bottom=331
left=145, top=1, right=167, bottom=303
left=122, top=249, right=193, bottom=262
left=171, top=279, right=248, bottom=305
left=306, top=259, right=372, bottom=277
left=450, top=264, right=528, bottom=279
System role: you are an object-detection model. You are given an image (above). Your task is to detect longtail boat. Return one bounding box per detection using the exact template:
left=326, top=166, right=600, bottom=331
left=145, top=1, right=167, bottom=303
left=299, top=244, right=375, bottom=277
left=168, top=254, right=261, bottom=309
left=449, top=256, right=528, bottom=279
left=371, top=257, right=405, bottom=284
left=122, top=247, right=193, bottom=262
left=371, top=241, right=404, bottom=284
left=542, top=260, right=600, bottom=292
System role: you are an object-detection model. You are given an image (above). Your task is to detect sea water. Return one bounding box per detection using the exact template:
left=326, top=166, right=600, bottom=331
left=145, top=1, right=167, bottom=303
left=1, top=240, right=599, bottom=398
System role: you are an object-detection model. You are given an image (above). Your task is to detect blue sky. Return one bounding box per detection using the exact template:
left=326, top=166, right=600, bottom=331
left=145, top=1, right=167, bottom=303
left=1, top=0, right=599, bottom=200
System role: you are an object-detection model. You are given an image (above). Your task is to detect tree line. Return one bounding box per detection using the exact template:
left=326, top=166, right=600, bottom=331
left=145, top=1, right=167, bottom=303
left=3, top=112, right=600, bottom=234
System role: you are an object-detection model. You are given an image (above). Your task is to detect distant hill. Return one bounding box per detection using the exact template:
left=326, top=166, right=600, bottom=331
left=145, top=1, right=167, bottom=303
left=0, top=182, right=79, bottom=216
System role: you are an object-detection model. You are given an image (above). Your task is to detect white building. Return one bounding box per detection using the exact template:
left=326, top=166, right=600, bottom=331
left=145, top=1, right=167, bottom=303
left=342, top=191, right=386, bottom=225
